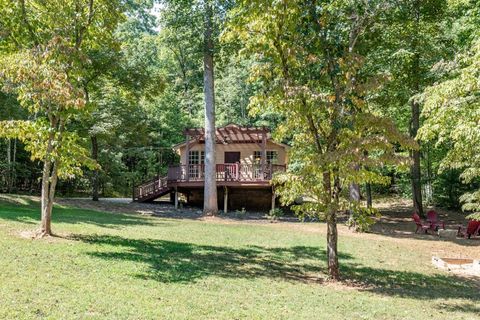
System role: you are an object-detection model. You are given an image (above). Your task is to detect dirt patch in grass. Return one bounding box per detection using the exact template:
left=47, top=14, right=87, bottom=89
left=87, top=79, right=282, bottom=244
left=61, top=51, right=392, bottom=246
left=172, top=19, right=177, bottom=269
left=57, top=198, right=207, bottom=220
left=18, top=230, right=38, bottom=239
left=17, top=229, right=72, bottom=242
left=56, top=197, right=299, bottom=224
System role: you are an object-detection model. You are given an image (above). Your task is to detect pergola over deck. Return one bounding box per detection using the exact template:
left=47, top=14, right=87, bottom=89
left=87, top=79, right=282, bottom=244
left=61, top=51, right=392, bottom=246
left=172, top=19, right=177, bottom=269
left=182, top=124, right=271, bottom=169
left=183, top=124, right=271, bottom=145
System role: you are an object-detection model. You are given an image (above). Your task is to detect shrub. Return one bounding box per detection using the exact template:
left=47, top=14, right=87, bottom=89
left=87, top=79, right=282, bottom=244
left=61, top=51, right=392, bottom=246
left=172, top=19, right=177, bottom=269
left=266, top=208, right=284, bottom=221
left=346, top=207, right=381, bottom=233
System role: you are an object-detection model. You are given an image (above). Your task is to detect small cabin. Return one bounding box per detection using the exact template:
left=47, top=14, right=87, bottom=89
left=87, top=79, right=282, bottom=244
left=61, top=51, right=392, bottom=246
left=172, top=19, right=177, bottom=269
left=134, top=124, right=288, bottom=211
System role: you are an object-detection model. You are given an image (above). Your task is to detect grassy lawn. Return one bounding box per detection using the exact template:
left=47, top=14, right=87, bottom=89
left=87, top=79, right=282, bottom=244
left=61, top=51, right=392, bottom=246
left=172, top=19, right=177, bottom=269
left=0, top=196, right=478, bottom=319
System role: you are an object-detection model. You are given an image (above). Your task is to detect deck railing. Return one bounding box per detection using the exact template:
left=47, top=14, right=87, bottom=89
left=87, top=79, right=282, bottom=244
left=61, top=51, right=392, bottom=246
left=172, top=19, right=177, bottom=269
left=167, top=163, right=286, bottom=182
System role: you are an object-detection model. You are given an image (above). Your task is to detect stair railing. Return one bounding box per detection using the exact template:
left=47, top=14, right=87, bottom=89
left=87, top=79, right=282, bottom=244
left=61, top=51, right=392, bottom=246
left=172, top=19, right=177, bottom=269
left=134, top=176, right=168, bottom=201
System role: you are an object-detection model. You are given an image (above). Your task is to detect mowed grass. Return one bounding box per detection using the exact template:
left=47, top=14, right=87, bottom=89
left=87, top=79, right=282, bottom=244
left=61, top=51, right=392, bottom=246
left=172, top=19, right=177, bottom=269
left=0, top=196, right=478, bottom=320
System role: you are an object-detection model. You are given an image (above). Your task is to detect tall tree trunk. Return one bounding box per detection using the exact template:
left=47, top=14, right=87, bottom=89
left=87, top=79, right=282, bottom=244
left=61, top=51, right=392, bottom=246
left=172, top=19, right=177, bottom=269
left=6, top=138, right=11, bottom=192
left=12, top=138, right=16, bottom=192
left=202, top=0, right=218, bottom=215
left=326, top=207, right=339, bottom=280
left=324, top=171, right=339, bottom=280
left=40, top=158, right=53, bottom=236
left=348, top=161, right=360, bottom=229
left=363, top=151, right=372, bottom=208
left=410, top=0, right=423, bottom=216
left=40, top=159, right=59, bottom=237
left=349, top=183, right=360, bottom=204
left=410, top=104, right=423, bottom=215
left=91, top=135, right=99, bottom=201
left=365, top=183, right=372, bottom=208
left=39, top=118, right=64, bottom=237
left=424, top=143, right=433, bottom=205
left=39, top=129, right=57, bottom=237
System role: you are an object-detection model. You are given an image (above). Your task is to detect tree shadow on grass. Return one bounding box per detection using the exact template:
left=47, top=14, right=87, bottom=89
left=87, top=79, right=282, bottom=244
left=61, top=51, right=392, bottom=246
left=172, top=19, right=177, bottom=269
left=437, top=302, right=480, bottom=316
left=0, top=202, right=157, bottom=229
left=72, top=234, right=338, bottom=283
left=341, top=264, right=479, bottom=300
left=72, top=234, right=479, bottom=302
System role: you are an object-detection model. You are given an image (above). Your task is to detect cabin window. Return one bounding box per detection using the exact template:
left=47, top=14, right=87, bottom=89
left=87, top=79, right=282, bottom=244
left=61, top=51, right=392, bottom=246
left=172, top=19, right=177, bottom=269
left=253, top=151, right=278, bottom=164
left=188, top=150, right=205, bottom=164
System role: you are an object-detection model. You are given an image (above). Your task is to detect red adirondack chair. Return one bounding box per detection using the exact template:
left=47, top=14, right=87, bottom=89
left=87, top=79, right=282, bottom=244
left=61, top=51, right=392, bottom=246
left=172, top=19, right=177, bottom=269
left=457, top=220, right=480, bottom=239
left=413, top=212, right=435, bottom=234
left=426, top=210, right=445, bottom=231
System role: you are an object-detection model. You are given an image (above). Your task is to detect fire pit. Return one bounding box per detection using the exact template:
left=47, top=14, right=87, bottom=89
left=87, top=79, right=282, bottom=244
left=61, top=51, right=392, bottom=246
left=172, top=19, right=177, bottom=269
left=432, top=257, right=480, bottom=276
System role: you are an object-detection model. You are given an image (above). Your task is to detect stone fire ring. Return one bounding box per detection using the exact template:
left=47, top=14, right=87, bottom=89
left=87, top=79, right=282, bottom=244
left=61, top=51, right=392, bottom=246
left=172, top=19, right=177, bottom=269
left=432, top=256, right=480, bottom=276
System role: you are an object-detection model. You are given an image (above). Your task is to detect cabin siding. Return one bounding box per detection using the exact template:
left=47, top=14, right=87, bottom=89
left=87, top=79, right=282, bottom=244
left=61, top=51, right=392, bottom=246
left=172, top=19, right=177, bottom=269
left=178, top=141, right=287, bottom=165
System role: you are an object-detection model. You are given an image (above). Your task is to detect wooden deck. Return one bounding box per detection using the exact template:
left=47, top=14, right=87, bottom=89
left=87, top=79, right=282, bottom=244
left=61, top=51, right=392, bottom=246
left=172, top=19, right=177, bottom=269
left=134, top=163, right=286, bottom=203
left=167, top=163, right=286, bottom=187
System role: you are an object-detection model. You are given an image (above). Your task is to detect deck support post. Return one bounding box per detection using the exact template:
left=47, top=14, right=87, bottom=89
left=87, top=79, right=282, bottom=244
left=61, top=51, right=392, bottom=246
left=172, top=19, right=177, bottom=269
left=271, top=187, right=276, bottom=212
left=224, top=186, right=228, bottom=214
left=174, top=187, right=179, bottom=210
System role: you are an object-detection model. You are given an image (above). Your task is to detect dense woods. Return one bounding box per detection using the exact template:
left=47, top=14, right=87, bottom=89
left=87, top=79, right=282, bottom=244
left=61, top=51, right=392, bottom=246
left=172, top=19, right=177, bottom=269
left=1, top=0, right=479, bottom=277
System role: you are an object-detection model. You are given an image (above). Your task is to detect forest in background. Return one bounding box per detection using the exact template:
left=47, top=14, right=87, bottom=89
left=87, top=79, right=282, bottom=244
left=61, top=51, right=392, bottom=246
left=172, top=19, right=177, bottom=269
left=0, top=0, right=479, bottom=213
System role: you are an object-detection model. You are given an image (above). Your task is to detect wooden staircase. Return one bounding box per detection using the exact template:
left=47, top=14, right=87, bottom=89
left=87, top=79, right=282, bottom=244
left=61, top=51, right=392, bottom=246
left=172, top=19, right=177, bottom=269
left=133, top=176, right=172, bottom=202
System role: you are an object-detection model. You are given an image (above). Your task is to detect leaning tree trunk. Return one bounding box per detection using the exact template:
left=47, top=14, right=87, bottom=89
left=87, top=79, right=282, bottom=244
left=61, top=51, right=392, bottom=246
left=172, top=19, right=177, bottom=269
left=202, top=0, right=218, bottom=215
left=91, top=135, right=99, bottom=201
